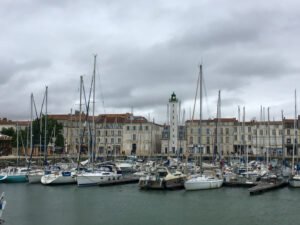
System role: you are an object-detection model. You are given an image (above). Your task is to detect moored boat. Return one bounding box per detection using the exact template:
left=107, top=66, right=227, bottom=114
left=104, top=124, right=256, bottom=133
left=139, top=166, right=186, bottom=190
left=77, top=165, right=122, bottom=187
left=0, top=167, right=29, bottom=183
left=41, top=170, right=77, bottom=185
left=184, top=174, right=223, bottom=190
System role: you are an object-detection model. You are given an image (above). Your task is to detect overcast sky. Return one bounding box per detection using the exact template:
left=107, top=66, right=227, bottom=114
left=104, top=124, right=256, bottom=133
left=1, top=0, right=300, bottom=123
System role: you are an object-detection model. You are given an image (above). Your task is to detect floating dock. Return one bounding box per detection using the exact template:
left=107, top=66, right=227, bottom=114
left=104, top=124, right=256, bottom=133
left=223, top=181, right=257, bottom=187
left=98, top=177, right=139, bottom=186
left=248, top=180, right=288, bottom=195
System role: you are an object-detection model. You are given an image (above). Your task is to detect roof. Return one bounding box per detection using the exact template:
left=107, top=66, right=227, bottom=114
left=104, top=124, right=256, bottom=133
left=186, top=118, right=238, bottom=123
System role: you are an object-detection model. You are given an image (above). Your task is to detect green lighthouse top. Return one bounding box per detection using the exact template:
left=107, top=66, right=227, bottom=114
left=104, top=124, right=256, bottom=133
left=169, top=92, right=178, bottom=102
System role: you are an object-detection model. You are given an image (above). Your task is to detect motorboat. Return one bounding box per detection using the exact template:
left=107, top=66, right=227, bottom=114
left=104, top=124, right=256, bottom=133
left=139, top=166, right=186, bottom=190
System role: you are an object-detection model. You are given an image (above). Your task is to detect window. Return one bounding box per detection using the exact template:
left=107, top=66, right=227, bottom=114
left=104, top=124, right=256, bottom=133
left=248, top=135, right=251, bottom=141
left=133, top=126, right=136, bottom=131
left=139, top=125, right=142, bottom=131
left=111, top=138, right=114, bottom=144
left=145, top=126, right=148, bottom=131
left=206, top=137, right=210, bottom=144
left=111, top=130, right=114, bottom=136
left=226, top=137, right=229, bottom=144
left=287, top=129, right=290, bottom=135
left=248, top=127, right=251, bottom=132
left=225, top=128, right=229, bottom=135
left=127, top=126, right=130, bottom=131
left=272, top=129, right=276, bottom=136
left=189, top=137, right=193, bottom=145
left=118, top=130, right=122, bottom=136
left=118, top=138, right=121, bottom=144
left=133, top=134, right=136, bottom=141
left=206, top=128, right=210, bottom=135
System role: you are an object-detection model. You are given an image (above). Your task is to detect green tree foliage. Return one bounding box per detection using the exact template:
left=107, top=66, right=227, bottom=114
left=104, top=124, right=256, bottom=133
left=32, top=115, right=64, bottom=148
left=0, top=127, right=16, bottom=146
left=0, top=116, right=64, bottom=150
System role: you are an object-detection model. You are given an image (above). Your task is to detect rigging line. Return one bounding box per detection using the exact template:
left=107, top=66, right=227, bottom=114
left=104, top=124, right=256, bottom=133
left=202, top=75, right=211, bottom=118
left=96, top=59, right=106, bottom=114
left=32, top=95, right=39, bottom=120
left=39, top=89, right=46, bottom=118
left=192, top=70, right=200, bottom=121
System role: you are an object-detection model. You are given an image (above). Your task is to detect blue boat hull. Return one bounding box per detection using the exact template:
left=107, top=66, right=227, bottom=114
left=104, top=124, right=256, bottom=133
left=1, top=175, right=28, bottom=183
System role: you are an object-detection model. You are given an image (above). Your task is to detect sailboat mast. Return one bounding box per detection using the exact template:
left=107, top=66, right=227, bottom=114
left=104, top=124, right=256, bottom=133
left=44, top=86, right=48, bottom=165
left=292, top=89, right=297, bottom=175
left=267, top=107, right=270, bottom=167
left=16, top=123, right=19, bottom=167
left=77, top=76, right=83, bottom=168
left=199, top=64, right=203, bottom=172
left=217, top=90, right=222, bottom=160
left=243, top=107, right=247, bottom=174
left=92, top=54, right=97, bottom=165
left=30, top=94, right=33, bottom=156
left=281, top=110, right=285, bottom=162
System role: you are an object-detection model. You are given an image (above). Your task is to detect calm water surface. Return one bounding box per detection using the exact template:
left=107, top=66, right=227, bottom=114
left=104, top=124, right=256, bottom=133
left=1, top=183, right=300, bottom=225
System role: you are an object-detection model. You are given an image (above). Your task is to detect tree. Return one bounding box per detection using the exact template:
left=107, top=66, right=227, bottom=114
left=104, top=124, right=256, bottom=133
left=1, top=116, right=64, bottom=152
left=31, top=115, right=64, bottom=150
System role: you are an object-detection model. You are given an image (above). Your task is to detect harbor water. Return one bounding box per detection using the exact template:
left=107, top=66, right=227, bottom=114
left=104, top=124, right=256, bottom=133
left=2, top=183, right=300, bottom=225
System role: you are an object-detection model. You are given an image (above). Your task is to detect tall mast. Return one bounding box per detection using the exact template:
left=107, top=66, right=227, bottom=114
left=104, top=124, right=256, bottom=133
left=30, top=93, right=33, bottom=164
left=267, top=107, right=270, bottom=167
left=238, top=106, right=241, bottom=156
left=92, top=54, right=97, bottom=165
left=77, top=76, right=83, bottom=167
left=44, top=86, right=48, bottom=165
left=199, top=64, right=203, bottom=172
left=281, top=110, right=285, bottom=162
left=16, top=123, right=19, bottom=167
left=292, top=89, right=297, bottom=175
left=217, top=90, right=222, bottom=160
left=243, top=107, right=247, bottom=174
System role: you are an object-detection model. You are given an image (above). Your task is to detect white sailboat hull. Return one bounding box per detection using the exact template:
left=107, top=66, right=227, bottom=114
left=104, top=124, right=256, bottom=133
left=28, top=174, right=43, bottom=184
left=289, top=175, right=300, bottom=187
left=184, top=176, right=223, bottom=190
left=77, top=172, right=122, bottom=187
left=41, top=173, right=76, bottom=185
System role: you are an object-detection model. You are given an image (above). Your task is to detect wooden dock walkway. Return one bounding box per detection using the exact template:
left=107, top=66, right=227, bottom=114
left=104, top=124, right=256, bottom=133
left=248, top=180, right=288, bottom=195
left=223, top=181, right=257, bottom=188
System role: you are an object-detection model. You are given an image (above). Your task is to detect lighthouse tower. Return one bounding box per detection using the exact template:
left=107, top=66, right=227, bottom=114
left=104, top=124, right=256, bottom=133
left=169, top=92, right=178, bottom=154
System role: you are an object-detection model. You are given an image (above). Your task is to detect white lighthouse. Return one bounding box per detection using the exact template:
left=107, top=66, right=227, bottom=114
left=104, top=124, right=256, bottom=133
left=169, top=92, right=178, bottom=154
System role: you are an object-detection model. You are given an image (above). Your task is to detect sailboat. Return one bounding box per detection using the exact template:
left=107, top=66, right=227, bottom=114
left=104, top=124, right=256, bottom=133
left=27, top=87, right=49, bottom=184
left=289, top=90, right=300, bottom=187
left=184, top=65, right=223, bottom=191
